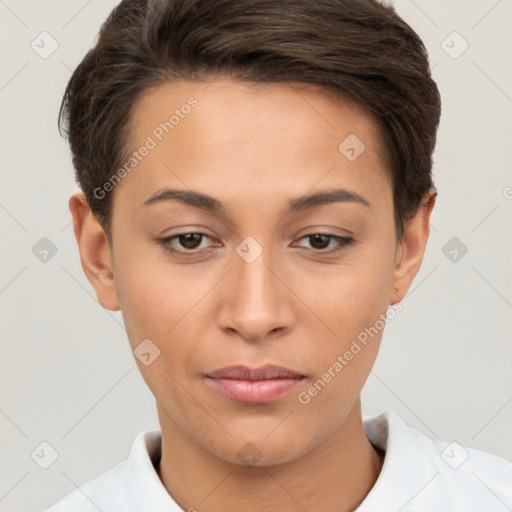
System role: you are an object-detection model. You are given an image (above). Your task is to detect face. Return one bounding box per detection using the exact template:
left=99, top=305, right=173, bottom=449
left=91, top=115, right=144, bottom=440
left=78, top=78, right=428, bottom=466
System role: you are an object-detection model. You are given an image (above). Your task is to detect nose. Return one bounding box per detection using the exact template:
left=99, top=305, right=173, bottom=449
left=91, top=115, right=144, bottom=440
left=216, top=241, right=296, bottom=343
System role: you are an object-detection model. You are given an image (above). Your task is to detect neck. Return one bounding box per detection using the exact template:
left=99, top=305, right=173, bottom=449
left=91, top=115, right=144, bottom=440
left=157, top=398, right=384, bottom=512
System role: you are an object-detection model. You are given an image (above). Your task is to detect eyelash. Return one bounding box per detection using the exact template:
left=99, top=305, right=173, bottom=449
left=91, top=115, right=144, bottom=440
left=156, top=232, right=355, bottom=257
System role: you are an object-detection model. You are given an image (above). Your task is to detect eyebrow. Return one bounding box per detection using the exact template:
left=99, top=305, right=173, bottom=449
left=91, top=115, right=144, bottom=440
left=143, top=187, right=371, bottom=214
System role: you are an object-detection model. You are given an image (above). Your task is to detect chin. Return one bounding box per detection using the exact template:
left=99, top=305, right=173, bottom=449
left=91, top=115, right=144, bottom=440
left=204, top=429, right=311, bottom=468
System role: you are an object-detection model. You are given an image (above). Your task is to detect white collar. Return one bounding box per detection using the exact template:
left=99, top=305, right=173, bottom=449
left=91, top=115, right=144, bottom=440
left=47, top=410, right=512, bottom=511
left=126, top=410, right=436, bottom=510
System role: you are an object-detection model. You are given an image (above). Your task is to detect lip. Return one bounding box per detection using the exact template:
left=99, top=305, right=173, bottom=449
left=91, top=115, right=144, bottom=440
left=205, top=364, right=305, bottom=404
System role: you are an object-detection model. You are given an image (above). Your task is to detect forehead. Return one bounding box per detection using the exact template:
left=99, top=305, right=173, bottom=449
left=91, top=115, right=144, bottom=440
left=130, top=78, right=385, bottom=151
left=114, top=78, right=392, bottom=217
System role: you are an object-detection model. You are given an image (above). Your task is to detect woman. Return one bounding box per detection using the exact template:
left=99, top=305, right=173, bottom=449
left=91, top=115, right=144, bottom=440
left=47, top=0, right=512, bottom=510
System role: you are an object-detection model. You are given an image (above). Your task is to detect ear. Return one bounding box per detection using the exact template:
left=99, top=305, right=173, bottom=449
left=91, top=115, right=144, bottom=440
left=389, top=189, right=437, bottom=305
left=69, top=192, right=120, bottom=311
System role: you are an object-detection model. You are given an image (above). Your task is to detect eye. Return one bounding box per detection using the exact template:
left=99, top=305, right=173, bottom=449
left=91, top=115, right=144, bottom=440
left=293, top=233, right=355, bottom=253
left=156, top=232, right=355, bottom=257
left=156, top=232, right=218, bottom=255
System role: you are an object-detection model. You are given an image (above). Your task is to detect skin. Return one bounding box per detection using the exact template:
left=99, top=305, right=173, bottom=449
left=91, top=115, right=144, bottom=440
left=70, top=78, right=435, bottom=512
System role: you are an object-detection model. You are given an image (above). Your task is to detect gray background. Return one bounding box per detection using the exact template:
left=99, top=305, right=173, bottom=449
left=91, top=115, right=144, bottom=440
left=1, top=0, right=511, bottom=510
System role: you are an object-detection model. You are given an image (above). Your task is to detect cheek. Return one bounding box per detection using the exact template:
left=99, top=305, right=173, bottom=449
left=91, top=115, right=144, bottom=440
left=112, top=252, right=201, bottom=410
left=112, top=245, right=176, bottom=346
left=113, top=246, right=216, bottom=368
left=303, top=236, right=396, bottom=389
left=313, top=245, right=395, bottom=339
left=114, top=235, right=173, bottom=313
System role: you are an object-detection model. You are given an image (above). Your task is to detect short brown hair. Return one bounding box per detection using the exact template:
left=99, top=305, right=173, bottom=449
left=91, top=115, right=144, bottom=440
left=59, top=0, right=441, bottom=242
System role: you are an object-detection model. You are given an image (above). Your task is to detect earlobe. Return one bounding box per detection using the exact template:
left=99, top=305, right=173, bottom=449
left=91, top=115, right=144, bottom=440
left=69, top=192, right=120, bottom=311
left=389, top=189, right=437, bottom=305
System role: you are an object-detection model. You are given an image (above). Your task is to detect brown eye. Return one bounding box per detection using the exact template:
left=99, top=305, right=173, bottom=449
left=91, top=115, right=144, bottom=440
left=157, top=232, right=216, bottom=255
left=295, top=233, right=355, bottom=253
left=177, top=233, right=204, bottom=249
left=308, top=234, right=331, bottom=250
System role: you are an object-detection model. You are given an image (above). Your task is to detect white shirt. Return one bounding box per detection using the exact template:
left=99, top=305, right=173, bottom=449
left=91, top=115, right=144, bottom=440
left=46, top=411, right=512, bottom=511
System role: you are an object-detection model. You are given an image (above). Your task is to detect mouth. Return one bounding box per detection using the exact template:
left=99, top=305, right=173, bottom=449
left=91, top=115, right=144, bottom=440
left=205, top=364, right=306, bottom=404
